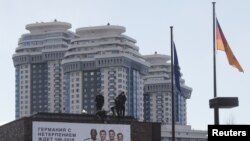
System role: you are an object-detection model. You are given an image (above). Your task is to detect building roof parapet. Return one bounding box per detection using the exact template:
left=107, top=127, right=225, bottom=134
left=144, top=83, right=191, bottom=98
left=144, top=74, right=170, bottom=79
left=13, top=51, right=66, bottom=66
left=14, top=46, right=67, bottom=56
left=17, top=42, right=69, bottom=51
left=62, top=53, right=149, bottom=68
left=68, top=41, right=139, bottom=54
left=19, top=35, right=73, bottom=44
left=143, top=54, right=170, bottom=62
left=62, top=56, right=149, bottom=75
left=76, top=25, right=125, bottom=38
left=71, top=34, right=126, bottom=42
left=144, top=83, right=171, bottom=93
left=121, top=34, right=136, bottom=43
left=144, top=80, right=171, bottom=85
left=148, top=68, right=169, bottom=73
left=26, top=21, right=71, bottom=33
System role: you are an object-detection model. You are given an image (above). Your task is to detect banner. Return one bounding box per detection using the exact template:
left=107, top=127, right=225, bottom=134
left=33, top=121, right=131, bottom=141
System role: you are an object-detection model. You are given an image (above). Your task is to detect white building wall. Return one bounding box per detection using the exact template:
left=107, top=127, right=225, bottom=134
left=149, top=92, right=172, bottom=123
left=19, top=64, right=31, bottom=117
left=47, top=60, right=65, bottom=113
left=69, top=71, right=82, bottom=113
left=163, top=92, right=172, bottom=123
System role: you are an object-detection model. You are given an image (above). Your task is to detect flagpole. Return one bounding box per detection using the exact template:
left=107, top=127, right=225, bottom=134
left=170, top=26, right=175, bottom=141
left=212, top=2, right=219, bottom=125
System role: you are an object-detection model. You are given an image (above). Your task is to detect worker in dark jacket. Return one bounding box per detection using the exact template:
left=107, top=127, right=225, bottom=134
left=95, top=94, right=104, bottom=111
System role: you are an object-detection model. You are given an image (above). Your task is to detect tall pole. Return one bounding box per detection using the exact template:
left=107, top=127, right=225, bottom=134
left=213, top=2, right=219, bottom=125
left=170, top=26, right=175, bottom=141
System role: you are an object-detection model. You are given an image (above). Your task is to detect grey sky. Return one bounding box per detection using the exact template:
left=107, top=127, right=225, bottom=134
left=0, top=0, right=249, bottom=130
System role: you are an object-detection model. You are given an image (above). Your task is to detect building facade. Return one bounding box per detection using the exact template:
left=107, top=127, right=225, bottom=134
left=13, top=22, right=149, bottom=120
left=13, top=21, right=77, bottom=119
left=161, top=125, right=207, bottom=141
left=62, top=25, right=149, bottom=120
left=13, top=21, right=192, bottom=125
left=143, top=53, right=192, bottom=125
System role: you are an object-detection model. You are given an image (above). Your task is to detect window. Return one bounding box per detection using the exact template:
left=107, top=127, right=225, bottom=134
left=76, top=105, right=80, bottom=109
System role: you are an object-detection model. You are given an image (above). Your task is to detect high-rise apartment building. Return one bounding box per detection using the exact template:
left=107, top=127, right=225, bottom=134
left=62, top=25, right=149, bottom=120
left=13, top=21, right=192, bottom=124
left=13, top=22, right=148, bottom=120
left=143, top=53, right=192, bottom=125
left=13, top=21, right=77, bottom=119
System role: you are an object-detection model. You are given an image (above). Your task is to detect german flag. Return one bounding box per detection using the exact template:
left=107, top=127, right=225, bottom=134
left=216, top=18, right=244, bottom=72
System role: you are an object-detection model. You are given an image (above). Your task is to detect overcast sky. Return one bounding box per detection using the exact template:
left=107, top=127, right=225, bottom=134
left=0, top=0, right=249, bottom=130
